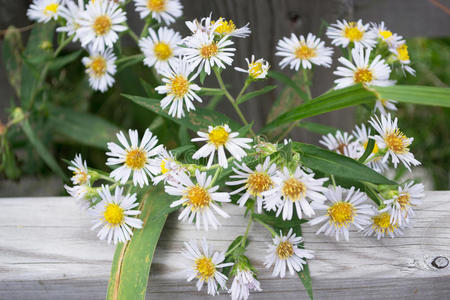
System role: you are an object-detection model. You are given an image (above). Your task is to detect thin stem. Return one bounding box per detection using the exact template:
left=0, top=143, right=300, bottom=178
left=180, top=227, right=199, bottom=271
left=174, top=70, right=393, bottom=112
left=115, top=54, right=145, bottom=65
left=54, top=34, right=75, bottom=57
left=330, top=174, right=337, bottom=188
left=225, top=241, right=243, bottom=257
left=209, top=167, right=221, bottom=187
left=140, top=18, right=152, bottom=38
left=235, top=80, right=250, bottom=103
left=127, top=27, right=140, bottom=43
left=302, top=68, right=312, bottom=100
left=255, top=218, right=277, bottom=237
left=241, top=205, right=255, bottom=246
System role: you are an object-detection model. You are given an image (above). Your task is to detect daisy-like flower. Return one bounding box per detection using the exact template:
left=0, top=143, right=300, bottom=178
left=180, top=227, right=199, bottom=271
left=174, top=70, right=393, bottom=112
left=264, top=228, right=314, bottom=278
left=68, top=153, right=90, bottom=185
left=369, top=113, right=421, bottom=171
left=149, top=147, right=186, bottom=185
left=57, top=0, right=85, bottom=41
left=390, top=42, right=416, bottom=76
left=82, top=46, right=117, bottom=92
left=370, top=22, right=403, bottom=47
left=263, top=166, right=328, bottom=220
left=326, top=19, right=377, bottom=49
left=90, top=185, right=143, bottom=244
left=334, top=47, right=394, bottom=89
left=276, top=33, right=333, bottom=70
left=383, top=181, right=424, bottom=226
left=166, top=170, right=231, bottom=231
left=212, top=17, right=251, bottom=38
left=226, top=156, right=277, bottom=213
left=309, top=186, right=373, bottom=241
left=235, top=55, right=270, bottom=79
left=191, top=125, right=252, bottom=169
left=133, top=0, right=183, bottom=25
left=229, top=267, right=262, bottom=300
left=374, top=98, right=398, bottom=115
left=319, top=130, right=356, bottom=157
left=27, top=0, right=62, bottom=23
left=139, top=27, right=183, bottom=74
left=106, top=129, right=162, bottom=187
left=181, top=238, right=233, bottom=296
left=363, top=211, right=403, bottom=239
left=352, top=123, right=388, bottom=173
left=65, top=184, right=90, bottom=204
left=155, top=59, right=202, bottom=118
left=76, top=0, right=126, bottom=52
left=183, top=31, right=236, bottom=75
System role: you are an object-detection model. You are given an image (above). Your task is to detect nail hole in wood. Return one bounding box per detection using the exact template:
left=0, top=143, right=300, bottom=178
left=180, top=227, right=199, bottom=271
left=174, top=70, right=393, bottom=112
left=287, top=12, right=301, bottom=23
left=431, top=256, right=449, bottom=269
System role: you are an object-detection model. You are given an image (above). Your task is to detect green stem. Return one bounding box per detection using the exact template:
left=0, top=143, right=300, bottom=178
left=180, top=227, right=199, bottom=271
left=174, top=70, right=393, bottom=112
left=115, top=54, right=145, bottom=65
left=54, top=34, right=75, bottom=57
left=213, top=68, right=256, bottom=137
left=302, top=68, right=312, bottom=100
left=235, top=80, right=250, bottom=104
left=254, top=218, right=277, bottom=237
left=225, top=241, right=243, bottom=257
left=330, top=174, right=337, bottom=188
left=241, top=205, right=255, bottom=246
left=140, top=18, right=152, bottom=38
left=209, top=167, right=221, bottom=187
left=127, top=27, right=140, bottom=43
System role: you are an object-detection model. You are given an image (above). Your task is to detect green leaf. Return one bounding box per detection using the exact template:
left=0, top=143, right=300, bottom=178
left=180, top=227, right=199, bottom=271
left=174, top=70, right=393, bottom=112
left=199, top=69, right=207, bottom=84
left=297, top=121, right=339, bottom=135
left=48, top=49, right=82, bottom=71
left=252, top=213, right=307, bottom=229
left=123, top=94, right=240, bottom=131
left=198, top=88, right=225, bottom=96
left=106, top=187, right=173, bottom=300
left=268, top=71, right=308, bottom=101
left=372, top=85, right=450, bottom=107
left=358, top=138, right=375, bottom=163
left=0, top=136, right=21, bottom=179
left=292, top=142, right=395, bottom=185
left=236, top=85, right=277, bottom=104
left=48, top=106, right=121, bottom=149
left=2, top=26, right=23, bottom=96
left=20, top=119, right=67, bottom=180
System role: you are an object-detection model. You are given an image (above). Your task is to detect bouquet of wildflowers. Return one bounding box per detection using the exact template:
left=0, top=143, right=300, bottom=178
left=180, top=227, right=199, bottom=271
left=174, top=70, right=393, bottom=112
left=5, top=0, right=449, bottom=299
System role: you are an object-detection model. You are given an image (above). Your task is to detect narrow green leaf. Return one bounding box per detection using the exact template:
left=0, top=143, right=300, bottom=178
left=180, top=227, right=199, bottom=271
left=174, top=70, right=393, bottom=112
left=236, top=85, right=277, bottom=104
left=372, top=85, right=450, bottom=107
left=358, top=138, right=375, bottom=163
left=252, top=213, right=307, bottom=229
left=268, top=71, right=308, bottom=101
left=48, top=106, right=120, bottom=150
left=292, top=142, right=395, bottom=185
left=2, top=26, right=23, bottom=96
left=297, top=121, right=339, bottom=135
left=123, top=94, right=240, bottom=131
left=198, top=88, right=225, bottom=96
left=106, top=187, right=173, bottom=300
left=48, top=49, right=82, bottom=71
left=21, top=120, right=67, bottom=180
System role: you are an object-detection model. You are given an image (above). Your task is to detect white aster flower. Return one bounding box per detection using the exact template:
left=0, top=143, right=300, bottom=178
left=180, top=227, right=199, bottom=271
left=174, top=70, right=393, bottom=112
left=363, top=211, right=403, bottom=239
left=68, top=153, right=90, bottom=185
left=183, top=31, right=235, bottom=75
left=369, top=113, right=420, bottom=171
left=226, top=156, right=277, bottom=213
left=334, top=47, right=394, bottom=89
left=370, top=22, right=403, bottom=47
left=185, top=15, right=214, bottom=36
left=27, top=0, right=62, bottom=23
left=77, top=0, right=127, bottom=52
left=149, top=147, right=186, bottom=185
left=90, top=185, right=143, bottom=244
left=374, top=98, right=398, bottom=115
left=390, top=43, right=416, bottom=76
left=309, top=186, right=373, bottom=241
left=181, top=238, right=233, bottom=296
left=263, top=166, right=328, bottom=220
left=155, top=59, right=202, bottom=118
left=264, top=228, right=314, bottom=278
left=326, top=19, right=377, bottom=49
left=383, top=181, right=424, bottom=226
left=212, top=17, right=251, bottom=38
left=166, top=170, right=231, bottom=231
left=352, top=123, right=388, bottom=173
left=57, top=0, right=85, bottom=41
left=319, top=130, right=356, bottom=157
left=235, top=55, right=270, bottom=79
left=276, top=33, right=333, bottom=70
left=230, top=267, right=262, bottom=300
left=191, top=125, right=252, bottom=169
left=82, top=46, right=117, bottom=92
left=106, top=129, right=162, bottom=187
left=133, top=0, right=182, bottom=25
left=139, top=27, right=183, bottom=74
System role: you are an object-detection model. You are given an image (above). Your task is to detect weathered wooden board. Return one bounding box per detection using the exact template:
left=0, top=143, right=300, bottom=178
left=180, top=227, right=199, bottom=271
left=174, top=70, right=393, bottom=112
left=0, top=191, right=449, bottom=299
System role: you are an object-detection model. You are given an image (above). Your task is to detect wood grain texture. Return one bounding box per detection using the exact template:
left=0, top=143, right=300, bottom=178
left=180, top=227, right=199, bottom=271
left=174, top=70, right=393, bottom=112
left=0, top=191, right=449, bottom=299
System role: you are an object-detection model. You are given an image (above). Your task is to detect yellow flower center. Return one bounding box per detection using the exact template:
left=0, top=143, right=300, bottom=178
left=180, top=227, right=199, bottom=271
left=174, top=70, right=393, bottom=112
left=208, top=126, right=229, bottom=147
left=336, top=143, right=347, bottom=155
left=380, top=30, right=392, bottom=39
left=363, top=140, right=379, bottom=154
left=282, top=178, right=306, bottom=201
left=195, top=256, right=215, bottom=281
left=103, top=203, right=124, bottom=225
left=44, top=3, right=59, bottom=15
left=397, top=44, right=410, bottom=61
left=248, top=61, right=264, bottom=78
left=186, top=185, right=211, bottom=210
left=397, top=193, right=411, bottom=210
left=125, top=149, right=147, bottom=170
left=153, top=42, right=172, bottom=61
left=372, top=212, right=397, bottom=233
left=147, top=0, right=165, bottom=12
left=200, top=43, right=219, bottom=59
left=160, top=160, right=169, bottom=174
left=328, top=202, right=355, bottom=227
left=73, top=170, right=88, bottom=185
left=93, top=15, right=112, bottom=36
left=344, top=22, right=364, bottom=42
left=214, top=19, right=236, bottom=35
left=89, top=56, right=107, bottom=77
left=384, top=129, right=409, bottom=154
left=169, top=75, right=189, bottom=98
left=354, top=68, right=373, bottom=84
left=295, top=44, right=316, bottom=60
left=247, top=172, right=273, bottom=196
left=276, top=241, right=294, bottom=259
